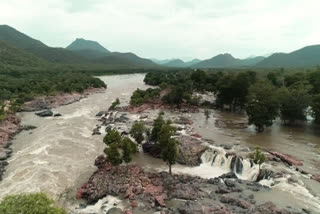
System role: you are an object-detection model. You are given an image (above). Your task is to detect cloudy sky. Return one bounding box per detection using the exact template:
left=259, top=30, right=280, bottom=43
left=1, top=0, right=320, bottom=60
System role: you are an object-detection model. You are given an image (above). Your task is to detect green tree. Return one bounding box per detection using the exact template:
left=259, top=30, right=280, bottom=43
left=103, top=130, right=122, bottom=145
left=122, top=137, right=134, bottom=167
left=109, top=98, right=120, bottom=110
left=0, top=102, right=6, bottom=121
left=246, top=81, right=279, bottom=132
left=161, top=138, right=178, bottom=175
left=105, top=143, right=122, bottom=166
left=158, top=120, right=176, bottom=148
left=130, top=121, right=146, bottom=144
left=158, top=121, right=177, bottom=175
left=278, top=83, right=311, bottom=125
left=204, top=108, right=211, bottom=120
left=249, top=147, right=266, bottom=170
left=311, top=94, right=320, bottom=124
left=150, top=113, right=165, bottom=142
left=0, top=193, right=66, bottom=214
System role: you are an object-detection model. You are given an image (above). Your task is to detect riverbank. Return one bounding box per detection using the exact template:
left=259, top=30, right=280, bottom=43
left=0, top=87, right=106, bottom=182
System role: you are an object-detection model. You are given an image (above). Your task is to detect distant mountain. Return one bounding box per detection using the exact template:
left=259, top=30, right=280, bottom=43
left=151, top=58, right=177, bottom=64
left=0, top=25, right=89, bottom=64
left=0, top=25, right=46, bottom=49
left=66, top=38, right=111, bottom=60
left=0, top=40, right=47, bottom=67
left=185, top=59, right=201, bottom=67
left=67, top=38, right=110, bottom=53
left=163, top=59, right=185, bottom=67
left=256, top=45, right=320, bottom=68
left=193, top=54, right=242, bottom=68
left=94, top=52, right=156, bottom=67
left=241, top=56, right=265, bottom=66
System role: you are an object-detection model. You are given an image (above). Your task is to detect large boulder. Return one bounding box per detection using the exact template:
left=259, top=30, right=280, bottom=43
left=176, top=136, right=208, bottom=166
left=254, top=202, right=293, bottom=214
left=268, top=151, right=303, bottom=166
left=35, top=109, right=53, bottom=117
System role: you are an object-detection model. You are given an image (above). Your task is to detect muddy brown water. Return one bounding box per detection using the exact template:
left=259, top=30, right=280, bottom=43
left=0, top=74, right=319, bottom=213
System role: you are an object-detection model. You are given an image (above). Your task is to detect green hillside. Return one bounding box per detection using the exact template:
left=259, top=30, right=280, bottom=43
left=256, top=45, right=320, bottom=68
left=0, top=41, right=47, bottom=68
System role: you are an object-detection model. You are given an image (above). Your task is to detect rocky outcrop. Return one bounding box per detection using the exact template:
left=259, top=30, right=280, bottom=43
left=268, top=151, right=303, bottom=166
left=311, top=174, right=320, bottom=183
left=0, top=115, right=22, bottom=180
left=254, top=201, right=293, bottom=214
left=176, top=136, right=208, bottom=166
left=215, top=119, right=248, bottom=129
left=35, top=109, right=53, bottom=117
left=79, top=156, right=296, bottom=213
left=143, top=136, right=208, bottom=166
left=22, top=87, right=105, bottom=112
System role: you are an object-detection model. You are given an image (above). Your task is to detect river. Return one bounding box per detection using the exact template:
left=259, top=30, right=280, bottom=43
left=0, top=74, right=319, bottom=213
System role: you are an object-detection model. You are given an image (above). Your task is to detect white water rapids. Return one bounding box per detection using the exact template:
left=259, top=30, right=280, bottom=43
left=0, top=74, right=319, bottom=213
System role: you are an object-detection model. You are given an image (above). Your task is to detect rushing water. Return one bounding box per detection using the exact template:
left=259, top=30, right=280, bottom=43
left=0, top=74, right=319, bottom=213
left=0, top=74, right=149, bottom=199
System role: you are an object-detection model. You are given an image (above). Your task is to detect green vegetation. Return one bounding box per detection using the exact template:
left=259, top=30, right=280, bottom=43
left=161, top=138, right=178, bottom=175
left=246, top=82, right=279, bottom=132
left=0, top=102, right=6, bottom=121
left=278, top=84, right=311, bottom=125
left=103, top=130, right=122, bottom=145
left=105, top=143, right=122, bottom=166
left=109, top=98, right=120, bottom=110
left=0, top=192, right=66, bottom=214
left=122, top=137, right=134, bottom=166
left=204, top=108, right=211, bottom=120
left=130, top=88, right=160, bottom=106
left=144, top=68, right=320, bottom=131
left=312, top=94, right=320, bottom=123
left=148, top=113, right=178, bottom=175
left=150, top=112, right=165, bottom=142
left=0, top=70, right=106, bottom=112
left=249, top=147, right=266, bottom=170
left=130, top=121, right=146, bottom=144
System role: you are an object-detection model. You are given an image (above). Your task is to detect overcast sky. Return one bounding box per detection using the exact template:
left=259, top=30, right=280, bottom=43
left=1, top=0, right=320, bottom=60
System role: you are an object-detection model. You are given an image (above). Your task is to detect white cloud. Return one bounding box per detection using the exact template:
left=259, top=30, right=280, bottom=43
left=0, top=0, right=319, bottom=60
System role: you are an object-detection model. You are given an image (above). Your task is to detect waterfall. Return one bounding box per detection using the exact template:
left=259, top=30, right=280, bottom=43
left=200, top=147, right=260, bottom=181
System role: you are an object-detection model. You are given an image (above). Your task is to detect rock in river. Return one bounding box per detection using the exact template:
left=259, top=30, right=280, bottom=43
left=35, top=109, right=53, bottom=117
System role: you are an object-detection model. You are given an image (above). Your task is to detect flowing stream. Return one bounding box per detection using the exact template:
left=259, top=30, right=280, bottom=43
left=0, top=74, right=319, bottom=213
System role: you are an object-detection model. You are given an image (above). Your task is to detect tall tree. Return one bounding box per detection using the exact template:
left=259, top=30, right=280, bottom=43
left=122, top=137, right=134, bottom=168
left=103, top=130, right=122, bottom=145
left=105, top=143, right=122, bottom=166
left=311, top=94, right=320, bottom=124
left=278, top=83, right=311, bottom=125
left=246, top=81, right=279, bottom=132
left=161, top=138, right=178, bottom=175
left=130, top=121, right=146, bottom=144
left=158, top=121, right=177, bottom=175
left=150, top=113, right=165, bottom=142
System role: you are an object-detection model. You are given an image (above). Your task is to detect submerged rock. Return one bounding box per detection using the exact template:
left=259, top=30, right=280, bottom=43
left=268, top=151, right=303, bottom=166
left=35, top=109, right=53, bottom=117
left=22, top=125, right=37, bottom=131
left=54, top=113, right=62, bottom=117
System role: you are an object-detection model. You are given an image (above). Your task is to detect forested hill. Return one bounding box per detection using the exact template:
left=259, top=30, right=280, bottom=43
left=256, top=45, right=320, bottom=68
left=193, top=54, right=242, bottom=68
left=0, top=25, right=90, bottom=64
left=67, top=38, right=110, bottom=53
left=0, top=41, right=47, bottom=68
left=0, top=25, right=158, bottom=68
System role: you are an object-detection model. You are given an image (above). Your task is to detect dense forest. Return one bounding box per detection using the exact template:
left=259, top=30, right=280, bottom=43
left=142, top=68, right=320, bottom=132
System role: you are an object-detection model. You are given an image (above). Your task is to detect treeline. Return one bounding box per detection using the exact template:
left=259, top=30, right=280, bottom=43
left=0, top=69, right=106, bottom=118
left=144, top=68, right=320, bottom=132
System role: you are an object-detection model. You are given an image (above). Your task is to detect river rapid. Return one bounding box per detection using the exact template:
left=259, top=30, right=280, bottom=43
left=0, top=74, right=319, bottom=213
